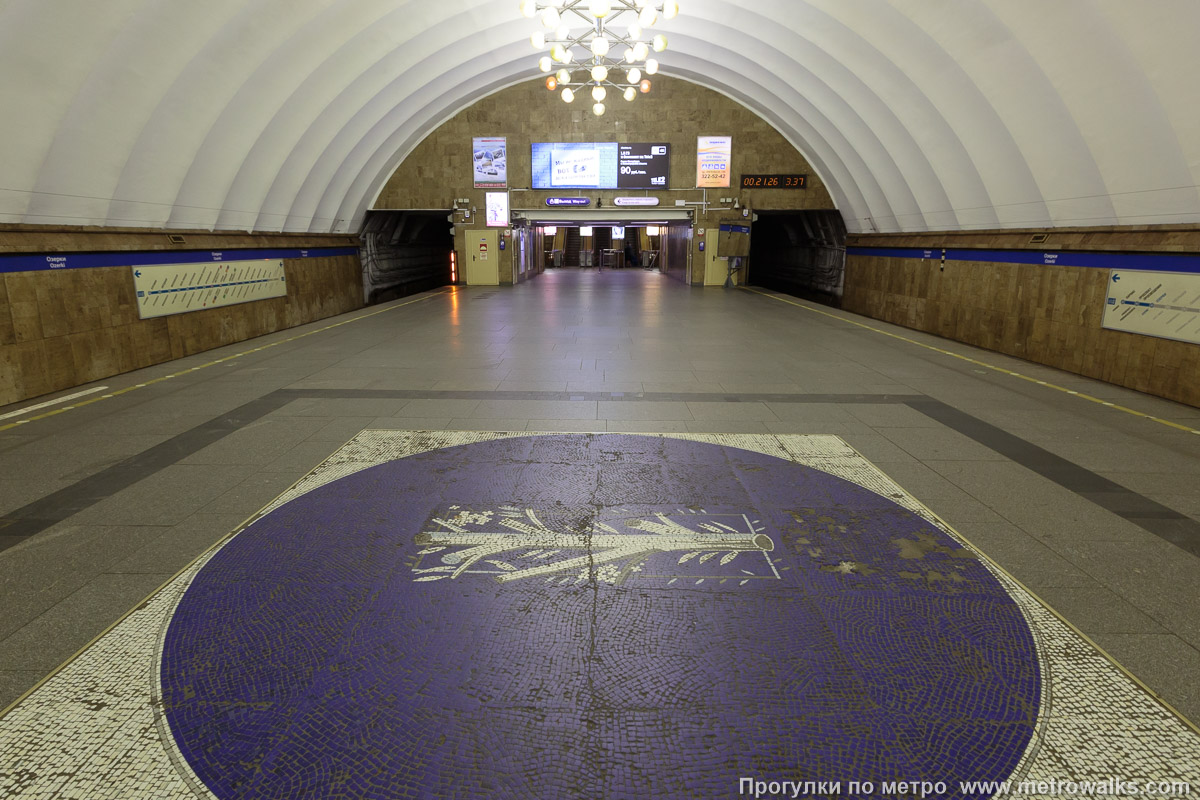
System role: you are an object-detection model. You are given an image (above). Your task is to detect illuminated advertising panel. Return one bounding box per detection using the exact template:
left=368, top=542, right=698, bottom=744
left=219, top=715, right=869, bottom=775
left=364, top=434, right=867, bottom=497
left=485, top=192, right=509, bottom=227
left=473, top=137, right=507, bottom=189
left=697, top=135, right=732, bottom=188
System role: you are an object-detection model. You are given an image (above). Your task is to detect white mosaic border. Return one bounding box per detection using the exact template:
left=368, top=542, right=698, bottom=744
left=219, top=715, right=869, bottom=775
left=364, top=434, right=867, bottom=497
left=1, top=431, right=1197, bottom=799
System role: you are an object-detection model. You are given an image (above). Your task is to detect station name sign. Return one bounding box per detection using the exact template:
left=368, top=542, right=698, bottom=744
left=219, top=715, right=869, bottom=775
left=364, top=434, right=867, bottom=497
left=546, top=197, right=592, bottom=207
left=614, top=197, right=661, bottom=207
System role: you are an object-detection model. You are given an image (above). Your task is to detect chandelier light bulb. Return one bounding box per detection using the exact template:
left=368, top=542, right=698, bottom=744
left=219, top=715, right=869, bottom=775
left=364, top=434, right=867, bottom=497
left=522, top=0, right=681, bottom=115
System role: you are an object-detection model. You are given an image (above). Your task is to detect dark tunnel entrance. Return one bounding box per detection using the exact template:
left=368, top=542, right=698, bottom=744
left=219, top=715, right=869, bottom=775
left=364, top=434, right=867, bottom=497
left=748, top=210, right=847, bottom=306
left=360, top=210, right=455, bottom=304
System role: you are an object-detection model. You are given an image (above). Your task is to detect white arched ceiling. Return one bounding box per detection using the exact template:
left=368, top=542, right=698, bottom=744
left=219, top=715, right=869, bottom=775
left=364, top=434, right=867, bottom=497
left=1, top=0, right=1198, bottom=235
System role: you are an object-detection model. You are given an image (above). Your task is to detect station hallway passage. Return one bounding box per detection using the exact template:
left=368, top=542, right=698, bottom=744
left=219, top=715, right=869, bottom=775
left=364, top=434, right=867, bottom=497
left=2, top=268, right=1199, bottom=797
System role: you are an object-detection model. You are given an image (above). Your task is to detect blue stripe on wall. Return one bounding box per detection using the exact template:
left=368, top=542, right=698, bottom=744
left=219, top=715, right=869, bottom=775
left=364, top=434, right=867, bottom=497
left=0, top=247, right=359, bottom=275
left=846, top=246, right=1200, bottom=274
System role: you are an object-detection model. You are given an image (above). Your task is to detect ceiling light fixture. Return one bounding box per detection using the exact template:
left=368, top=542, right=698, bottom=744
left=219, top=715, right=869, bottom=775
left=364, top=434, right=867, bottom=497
left=524, top=0, right=678, bottom=113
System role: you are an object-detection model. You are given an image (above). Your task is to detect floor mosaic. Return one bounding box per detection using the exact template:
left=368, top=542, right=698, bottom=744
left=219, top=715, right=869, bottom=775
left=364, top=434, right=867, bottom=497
left=1, top=431, right=1196, bottom=799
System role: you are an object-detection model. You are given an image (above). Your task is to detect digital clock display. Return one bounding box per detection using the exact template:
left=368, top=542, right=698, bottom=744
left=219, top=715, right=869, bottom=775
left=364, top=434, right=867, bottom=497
left=740, top=174, right=807, bottom=189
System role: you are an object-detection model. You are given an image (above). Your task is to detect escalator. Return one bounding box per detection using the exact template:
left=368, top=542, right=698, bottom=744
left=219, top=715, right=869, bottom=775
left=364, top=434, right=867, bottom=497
left=564, top=228, right=581, bottom=267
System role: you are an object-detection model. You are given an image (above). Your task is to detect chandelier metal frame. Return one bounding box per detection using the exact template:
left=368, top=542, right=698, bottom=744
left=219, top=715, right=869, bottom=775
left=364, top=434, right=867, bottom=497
left=521, top=0, right=680, bottom=115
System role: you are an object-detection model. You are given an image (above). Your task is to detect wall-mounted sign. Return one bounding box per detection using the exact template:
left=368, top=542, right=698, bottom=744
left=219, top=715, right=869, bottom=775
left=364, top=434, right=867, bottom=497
left=473, top=137, right=506, bottom=189
left=485, top=192, right=509, bottom=227
left=132, top=260, right=286, bottom=320
left=718, top=224, right=751, bottom=258
left=740, top=174, right=807, bottom=189
left=546, top=197, right=591, bottom=207
left=1103, top=269, right=1200, bottom=345
left=614, top=197, right=660, bottom=206
left=697, top=135, right=732, bottom=188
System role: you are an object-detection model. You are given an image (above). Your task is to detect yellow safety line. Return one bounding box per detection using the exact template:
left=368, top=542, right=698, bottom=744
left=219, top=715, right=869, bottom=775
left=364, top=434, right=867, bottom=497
left=0, top=288, right=456, bottom=433
left=744, top=287, right=1200, bottom=436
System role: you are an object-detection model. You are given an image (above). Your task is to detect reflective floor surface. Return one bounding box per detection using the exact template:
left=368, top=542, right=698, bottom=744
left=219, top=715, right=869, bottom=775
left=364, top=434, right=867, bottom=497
left=1, top=269, right=1198, bottom=798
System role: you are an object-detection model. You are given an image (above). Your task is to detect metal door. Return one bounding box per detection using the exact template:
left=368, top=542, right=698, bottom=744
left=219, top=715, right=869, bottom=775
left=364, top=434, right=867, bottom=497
left=466, top=230, right=500, bottom=285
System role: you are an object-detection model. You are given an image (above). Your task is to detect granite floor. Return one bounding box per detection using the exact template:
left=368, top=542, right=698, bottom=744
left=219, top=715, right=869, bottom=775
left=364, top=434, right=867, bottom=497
left=1, top=268, right=1198, bottom=797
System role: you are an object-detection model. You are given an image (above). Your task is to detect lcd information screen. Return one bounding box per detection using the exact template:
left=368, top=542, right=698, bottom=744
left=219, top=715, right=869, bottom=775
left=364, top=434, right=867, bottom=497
left=532, top=142, right=669, bottom=189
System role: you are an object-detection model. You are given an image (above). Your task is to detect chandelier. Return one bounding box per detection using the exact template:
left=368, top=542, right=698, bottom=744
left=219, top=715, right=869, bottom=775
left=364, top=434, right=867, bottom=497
left=520, top=0, right=680, bottom=116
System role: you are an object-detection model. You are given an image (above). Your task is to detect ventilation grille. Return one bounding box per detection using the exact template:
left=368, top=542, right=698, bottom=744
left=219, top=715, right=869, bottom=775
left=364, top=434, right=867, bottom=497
left=1028, top=233, right=1049, bottom=244
left=167, top=234, right=186, bottom=245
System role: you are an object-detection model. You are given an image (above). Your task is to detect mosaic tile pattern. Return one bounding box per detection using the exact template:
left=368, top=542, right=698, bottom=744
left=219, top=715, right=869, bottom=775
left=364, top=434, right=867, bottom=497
left=0, top=433, right=1196, bottom=800
left=162, top=434, right=1040, bottom=798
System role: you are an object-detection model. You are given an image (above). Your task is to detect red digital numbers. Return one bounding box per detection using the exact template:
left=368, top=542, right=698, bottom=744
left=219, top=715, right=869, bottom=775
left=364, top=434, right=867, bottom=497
left=740, top=174, right=807, bottom=189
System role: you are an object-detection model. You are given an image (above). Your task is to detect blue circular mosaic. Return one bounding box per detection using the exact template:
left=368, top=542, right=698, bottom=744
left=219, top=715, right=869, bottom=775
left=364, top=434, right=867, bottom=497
left=161, top=435, right=1040, bottom=799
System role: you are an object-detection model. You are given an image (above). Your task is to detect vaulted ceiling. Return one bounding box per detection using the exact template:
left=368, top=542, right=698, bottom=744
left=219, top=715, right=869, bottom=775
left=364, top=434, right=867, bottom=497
left=1, top=0, right=1197, bottom=235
